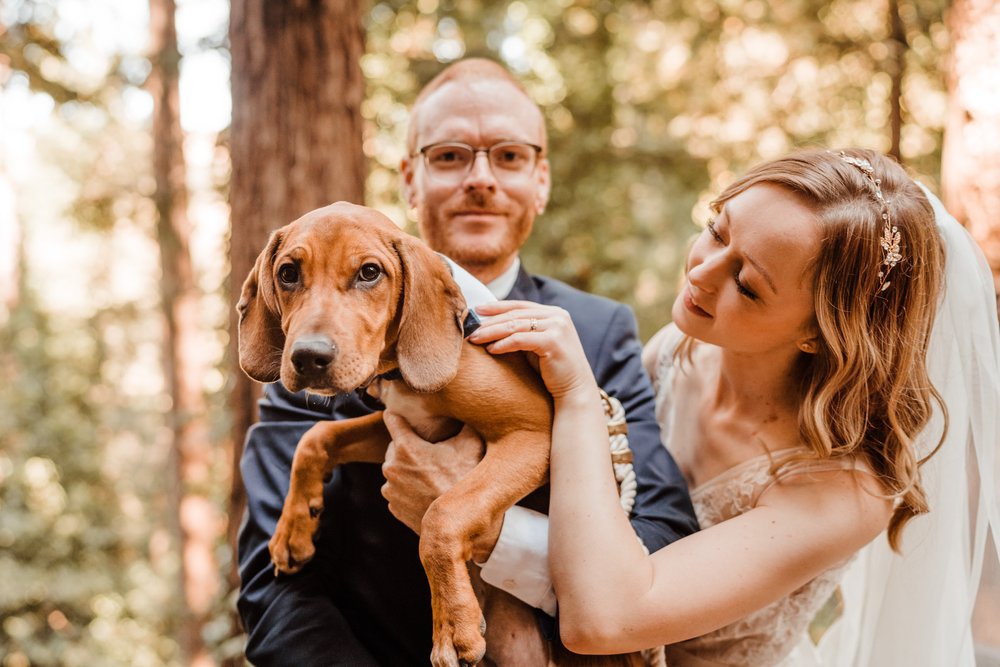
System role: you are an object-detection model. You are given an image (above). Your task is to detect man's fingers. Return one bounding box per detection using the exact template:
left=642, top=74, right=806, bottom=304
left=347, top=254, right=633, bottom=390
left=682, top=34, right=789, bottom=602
left=382, top=440, right=396, bottom=468
left=383, top=410, right=416, bottom=440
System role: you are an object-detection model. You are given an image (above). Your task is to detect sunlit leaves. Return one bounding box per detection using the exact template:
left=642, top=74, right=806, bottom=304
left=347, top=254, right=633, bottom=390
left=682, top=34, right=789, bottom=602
left=0, top=298, right=177, bottom=665
left=362, top=0, right=947, bottom=336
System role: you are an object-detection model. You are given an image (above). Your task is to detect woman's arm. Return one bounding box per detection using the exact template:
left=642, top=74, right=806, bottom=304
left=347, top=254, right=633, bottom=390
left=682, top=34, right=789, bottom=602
left=473, top=302, right=891, bottom=654
left=552, top=457, right=891, bottom=653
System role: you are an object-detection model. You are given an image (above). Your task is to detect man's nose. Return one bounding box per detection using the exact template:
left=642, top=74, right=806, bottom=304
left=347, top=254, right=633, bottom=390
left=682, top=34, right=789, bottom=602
left=463, top=152, right=497, bottom=191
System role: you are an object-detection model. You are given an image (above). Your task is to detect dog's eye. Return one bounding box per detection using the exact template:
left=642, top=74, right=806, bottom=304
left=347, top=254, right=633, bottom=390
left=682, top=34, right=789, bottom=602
left=358, top=263, right=382, bottom=283
left=277, top=263, right=299, bottom=285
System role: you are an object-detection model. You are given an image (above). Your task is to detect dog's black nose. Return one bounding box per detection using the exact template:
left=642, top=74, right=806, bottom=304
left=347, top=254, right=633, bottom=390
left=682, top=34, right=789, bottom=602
left=291, top=338, right=337, bottom=376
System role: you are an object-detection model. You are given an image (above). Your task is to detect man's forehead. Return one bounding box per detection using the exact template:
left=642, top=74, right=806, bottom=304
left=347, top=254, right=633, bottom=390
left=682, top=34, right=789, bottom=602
left=415, top=79, right=544, bottom=144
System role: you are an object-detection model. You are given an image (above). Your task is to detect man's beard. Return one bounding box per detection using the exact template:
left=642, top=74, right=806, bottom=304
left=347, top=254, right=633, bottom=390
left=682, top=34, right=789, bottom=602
left=421, top=206, right=534, bottom=271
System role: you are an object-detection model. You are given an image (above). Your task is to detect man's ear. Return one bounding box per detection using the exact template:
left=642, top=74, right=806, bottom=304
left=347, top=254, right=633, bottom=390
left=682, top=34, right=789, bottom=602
left=237, top=229, right=286, bottom=383
left=534, top=158, right=551, bottom=214
left=393, top=235, right=467, bottom=392
left=400, top=155, right=418, bottom=209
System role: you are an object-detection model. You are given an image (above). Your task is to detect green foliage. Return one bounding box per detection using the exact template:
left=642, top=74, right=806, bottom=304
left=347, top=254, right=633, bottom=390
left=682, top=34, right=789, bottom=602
left=0, top=294, right=178, bottom=666
left=1, top=5, right=186, bottom=665
left=363, top=0, right=948, bottom=337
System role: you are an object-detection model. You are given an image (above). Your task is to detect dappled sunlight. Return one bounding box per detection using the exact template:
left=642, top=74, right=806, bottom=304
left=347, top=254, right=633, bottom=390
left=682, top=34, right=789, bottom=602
left=3, top=0, right=998, bottom=663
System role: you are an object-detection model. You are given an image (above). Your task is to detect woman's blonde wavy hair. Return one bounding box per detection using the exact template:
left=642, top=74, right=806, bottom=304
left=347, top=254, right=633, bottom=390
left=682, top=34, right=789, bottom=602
left=689, top=148, right=945, bottom=551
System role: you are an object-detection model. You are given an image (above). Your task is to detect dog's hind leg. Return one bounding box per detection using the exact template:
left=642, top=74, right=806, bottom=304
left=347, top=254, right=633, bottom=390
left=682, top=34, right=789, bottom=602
left=472, top=566, right=553, bottom=667
left=419, top=429, right=550, bottom=667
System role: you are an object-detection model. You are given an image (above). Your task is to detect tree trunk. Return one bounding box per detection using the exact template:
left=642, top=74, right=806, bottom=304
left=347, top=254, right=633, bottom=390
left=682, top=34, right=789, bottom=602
left=942, top=0, right=1000, bottom=318
left=0, top=166, right=20, bottom=318
left=148, top=0, right=217, bottom=664
left=886, top=0, right=906, bottom=163
left=226, top=0, right=367, bottom=640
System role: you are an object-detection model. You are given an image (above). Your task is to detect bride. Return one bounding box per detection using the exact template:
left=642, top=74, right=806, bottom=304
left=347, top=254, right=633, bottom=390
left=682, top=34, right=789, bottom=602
left=456, top=148, right=1000, bottom=666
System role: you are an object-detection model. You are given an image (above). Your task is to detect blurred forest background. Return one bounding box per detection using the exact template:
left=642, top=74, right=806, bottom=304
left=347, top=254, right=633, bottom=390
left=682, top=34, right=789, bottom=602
left=1, top=0, right=998, bottom=665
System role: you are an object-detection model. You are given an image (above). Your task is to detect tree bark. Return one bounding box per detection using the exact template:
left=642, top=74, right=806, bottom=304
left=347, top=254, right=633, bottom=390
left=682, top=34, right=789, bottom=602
left=227, top=0, right=367, bottom=635
left=0, top=166, right=20, bottom=317
left=942, top=0, right=1000, bottom=318
left=148, top=0, right=217, bottom=664
left=887, top=0, right=906, bottom=163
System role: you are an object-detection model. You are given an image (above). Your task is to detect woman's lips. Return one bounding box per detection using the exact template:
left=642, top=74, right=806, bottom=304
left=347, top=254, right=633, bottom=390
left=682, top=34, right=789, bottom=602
left=683, top=288, right=712, bottom=318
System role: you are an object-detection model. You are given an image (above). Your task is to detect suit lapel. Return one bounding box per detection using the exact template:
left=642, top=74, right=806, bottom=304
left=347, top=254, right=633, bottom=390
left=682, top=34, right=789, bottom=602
left=507, top=265, right=541, bottom=302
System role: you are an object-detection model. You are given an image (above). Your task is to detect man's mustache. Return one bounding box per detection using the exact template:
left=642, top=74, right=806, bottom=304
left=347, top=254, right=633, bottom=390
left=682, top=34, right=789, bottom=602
left=463, top=190, right=491, bottom=208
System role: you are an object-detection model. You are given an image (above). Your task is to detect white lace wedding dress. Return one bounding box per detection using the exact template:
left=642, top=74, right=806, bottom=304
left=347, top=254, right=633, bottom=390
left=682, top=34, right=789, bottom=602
left=645, top=327, right=856, bottom=667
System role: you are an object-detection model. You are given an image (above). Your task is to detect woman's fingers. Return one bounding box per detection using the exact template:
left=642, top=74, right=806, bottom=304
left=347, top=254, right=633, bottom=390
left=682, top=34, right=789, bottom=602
left=469, top=316, right=544, bottom=345
left=472, top=300, right=538, bottom=316
left=469, top=302, right=596, bottom=399
left=469, top=302, right=572, bottom=347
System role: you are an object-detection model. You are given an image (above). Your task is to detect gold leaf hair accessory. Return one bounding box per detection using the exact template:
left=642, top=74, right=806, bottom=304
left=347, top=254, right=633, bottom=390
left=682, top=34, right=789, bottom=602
left=837, top=151, right=901, bottom=292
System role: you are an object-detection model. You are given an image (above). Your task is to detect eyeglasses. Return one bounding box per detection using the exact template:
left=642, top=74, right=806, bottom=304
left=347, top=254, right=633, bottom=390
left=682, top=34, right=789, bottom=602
left=416, top=141, right=543, bottom=182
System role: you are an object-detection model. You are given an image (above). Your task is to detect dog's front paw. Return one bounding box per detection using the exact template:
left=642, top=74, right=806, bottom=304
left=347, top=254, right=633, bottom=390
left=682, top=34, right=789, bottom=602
left=431, top=610, right=487, bottom=667
left=268, top=498, right=323, bottom=575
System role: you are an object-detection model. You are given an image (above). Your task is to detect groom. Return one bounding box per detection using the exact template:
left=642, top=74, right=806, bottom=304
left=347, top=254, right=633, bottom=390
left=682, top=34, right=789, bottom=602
left=236, top=57, right=698, bottom=665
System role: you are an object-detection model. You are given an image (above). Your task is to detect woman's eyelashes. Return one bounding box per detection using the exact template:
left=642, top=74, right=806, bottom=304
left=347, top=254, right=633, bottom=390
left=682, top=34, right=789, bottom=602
left=707, top=220, right=724, bottom=244
left=734, top=272, right=759, bottom=301
left=706, top=220, right=760, bottom=301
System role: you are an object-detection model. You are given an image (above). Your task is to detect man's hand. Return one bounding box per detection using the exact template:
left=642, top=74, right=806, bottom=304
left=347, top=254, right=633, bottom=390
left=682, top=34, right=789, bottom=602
left=382, top=412, right=500, bottom=557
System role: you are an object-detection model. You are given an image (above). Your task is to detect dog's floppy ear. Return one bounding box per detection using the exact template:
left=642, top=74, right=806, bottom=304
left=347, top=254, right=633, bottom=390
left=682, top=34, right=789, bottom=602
left=394, top=236, right=467, bottom=392
left=237, top=229, right=286, bottom=383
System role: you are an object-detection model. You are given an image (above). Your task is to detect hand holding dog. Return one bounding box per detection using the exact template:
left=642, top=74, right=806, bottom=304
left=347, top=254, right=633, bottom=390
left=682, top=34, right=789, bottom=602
left=469, top=300, right=599, bottom=402
left=381, top=413, right=505, bottom=560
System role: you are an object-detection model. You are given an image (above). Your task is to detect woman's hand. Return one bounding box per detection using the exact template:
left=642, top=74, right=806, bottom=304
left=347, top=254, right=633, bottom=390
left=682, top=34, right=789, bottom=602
left=469, top=301, right=598, bottom=400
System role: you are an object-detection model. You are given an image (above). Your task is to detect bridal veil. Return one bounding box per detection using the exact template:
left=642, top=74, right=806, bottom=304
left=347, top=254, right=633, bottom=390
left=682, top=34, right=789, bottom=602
left=817, top=188, right=1000, bottom=666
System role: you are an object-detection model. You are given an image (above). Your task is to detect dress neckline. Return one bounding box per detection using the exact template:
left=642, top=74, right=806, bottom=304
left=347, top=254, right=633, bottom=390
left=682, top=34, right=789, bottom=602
left=689, top=446, right=811, bottom=497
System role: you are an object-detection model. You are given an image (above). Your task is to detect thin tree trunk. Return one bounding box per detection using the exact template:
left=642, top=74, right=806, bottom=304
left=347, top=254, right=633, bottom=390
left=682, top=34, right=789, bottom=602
left=226, top=0, right=366, bottom=652
left=148, top=0, right=217, bottom=664
left=0, top=166, right=20, bottom=316
left=887, top=0, right=906, bottom=162
left=942, top=0, right=1000, bottom=318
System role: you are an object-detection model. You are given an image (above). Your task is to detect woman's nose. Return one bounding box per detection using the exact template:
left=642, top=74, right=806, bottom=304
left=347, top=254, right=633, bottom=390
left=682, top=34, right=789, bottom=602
left=687, top=249, right=725, bottom=293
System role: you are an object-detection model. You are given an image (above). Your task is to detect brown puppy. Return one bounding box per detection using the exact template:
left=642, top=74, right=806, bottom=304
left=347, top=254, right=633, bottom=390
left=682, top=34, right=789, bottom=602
left=238, top=202, right=641, bottom=667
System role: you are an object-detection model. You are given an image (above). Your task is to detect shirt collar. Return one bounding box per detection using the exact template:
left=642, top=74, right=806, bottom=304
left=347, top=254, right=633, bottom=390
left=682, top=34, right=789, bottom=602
left=486, top=257, right=521, bottom=299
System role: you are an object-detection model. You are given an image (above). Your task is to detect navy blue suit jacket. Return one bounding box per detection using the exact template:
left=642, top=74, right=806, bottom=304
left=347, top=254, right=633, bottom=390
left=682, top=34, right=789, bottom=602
left=237, top=266, right=698, bottom=666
